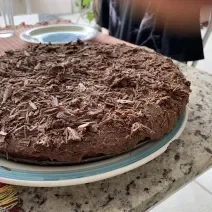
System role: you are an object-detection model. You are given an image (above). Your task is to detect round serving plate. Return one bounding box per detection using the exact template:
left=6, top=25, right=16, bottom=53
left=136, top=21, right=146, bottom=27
left=0, top=108, right=188, bottom=187
left=20, top=24, right=99, bottom=44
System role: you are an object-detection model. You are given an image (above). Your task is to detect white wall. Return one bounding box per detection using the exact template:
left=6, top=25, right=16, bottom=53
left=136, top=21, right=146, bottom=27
left=12, top=0, right=78, bottom=15
left=13, top=0, right=27, bottom=15
left=29, top=0, right=73, bottom=14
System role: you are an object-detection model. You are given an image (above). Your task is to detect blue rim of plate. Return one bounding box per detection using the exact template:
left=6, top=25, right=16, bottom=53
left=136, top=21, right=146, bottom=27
left=20, top=23, right=99, bottom=44
left=0, top=108, right=188, bottom=187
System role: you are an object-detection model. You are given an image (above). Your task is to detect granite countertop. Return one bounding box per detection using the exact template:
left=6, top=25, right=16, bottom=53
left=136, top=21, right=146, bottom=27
left=15, top=62, right=212, bottom=212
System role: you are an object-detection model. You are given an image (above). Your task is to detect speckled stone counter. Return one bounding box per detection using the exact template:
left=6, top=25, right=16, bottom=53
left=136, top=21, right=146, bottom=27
left=15, top=61, right=212, bottom=212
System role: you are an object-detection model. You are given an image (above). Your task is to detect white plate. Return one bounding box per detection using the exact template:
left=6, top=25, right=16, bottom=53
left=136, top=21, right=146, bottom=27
left=0, top=109, right=188, bottom=187
left=20, top=24, right=99, bottom=44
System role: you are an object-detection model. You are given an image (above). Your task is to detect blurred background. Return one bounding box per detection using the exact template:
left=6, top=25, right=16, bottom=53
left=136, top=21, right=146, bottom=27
left=6, top=0, right=212, bottom=73
left=11, top=0, right=211, bottom=24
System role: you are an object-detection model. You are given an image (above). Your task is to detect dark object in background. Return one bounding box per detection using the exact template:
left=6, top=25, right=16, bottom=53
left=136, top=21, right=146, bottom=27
left=97, top=0, right=204, bottom=62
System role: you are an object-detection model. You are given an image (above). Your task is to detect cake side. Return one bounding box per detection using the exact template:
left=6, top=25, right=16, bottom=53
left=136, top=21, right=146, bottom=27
left=0, top=42, right=190, bottom=163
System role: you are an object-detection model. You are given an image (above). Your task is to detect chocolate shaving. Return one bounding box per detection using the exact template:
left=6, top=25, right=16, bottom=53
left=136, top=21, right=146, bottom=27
left=24, top=79, right=29, bottom=86
left=78, top=122, right=98, bottom=134
left=87, top=109, right=103, bottom=116
left=89, top=123, right=98, bottom=132
left=0, top=130, right=7, bottom=143
left=37, top=135, right=49, bottom=146
left=24, top=50, right=30, bottom=57
left=69, top=98, right=81, bottom=106
left=51, top=96, right=59, bottom=107
left=29, top=101, right=37, bottom=111
left=117, top=99, right=134, bottom=104
left=34, top=62, right=41, bottom=70
left=1, top=84, right=13, bottom=104
left=78, top=83, right=86, bottom=92
left=78, top=122, right=92, bottom=131
left=131, top=122, right=155, bottom=138
left=65, top=127, right=81, bottom=142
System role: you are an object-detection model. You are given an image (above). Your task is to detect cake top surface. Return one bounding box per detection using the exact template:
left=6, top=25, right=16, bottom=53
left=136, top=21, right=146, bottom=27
left=0, top=41, right=190, bottom=162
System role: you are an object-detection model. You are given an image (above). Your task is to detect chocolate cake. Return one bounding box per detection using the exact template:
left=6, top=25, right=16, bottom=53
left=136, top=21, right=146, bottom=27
left=0, top=41, right=190, bottom=163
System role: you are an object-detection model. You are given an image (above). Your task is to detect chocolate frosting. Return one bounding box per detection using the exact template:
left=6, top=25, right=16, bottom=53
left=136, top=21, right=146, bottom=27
left=0, top=41, right=190, bottom=163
